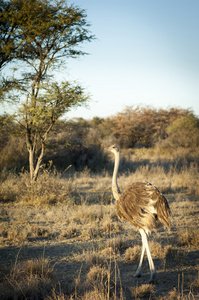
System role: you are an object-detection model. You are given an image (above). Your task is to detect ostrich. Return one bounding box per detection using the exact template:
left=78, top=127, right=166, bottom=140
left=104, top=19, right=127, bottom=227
left=107, top=144, right=171, bottom=283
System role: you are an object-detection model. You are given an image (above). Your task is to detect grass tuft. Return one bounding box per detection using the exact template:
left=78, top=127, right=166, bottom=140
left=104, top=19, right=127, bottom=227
left=191, top=265, right=199, bottom=292
left=125, top=246, right=140, bottom=262
left=0, top=256, right=55, bottom=299
left=177, top=228, right=199, bottom=247
left=131, top=283, right=155, bottom=299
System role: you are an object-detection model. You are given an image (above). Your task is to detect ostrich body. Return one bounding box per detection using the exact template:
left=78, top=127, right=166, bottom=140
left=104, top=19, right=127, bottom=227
left=107, top=144, right=171, bottom=283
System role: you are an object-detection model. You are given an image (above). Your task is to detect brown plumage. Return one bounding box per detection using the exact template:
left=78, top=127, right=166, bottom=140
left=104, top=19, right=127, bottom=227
left=116, top=182, right=170, bottom=232
left=107, top=144, right=171, bottom=283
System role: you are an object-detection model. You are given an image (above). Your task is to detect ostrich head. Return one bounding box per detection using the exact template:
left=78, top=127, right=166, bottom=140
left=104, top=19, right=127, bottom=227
left=107, top=144, right=120, bottom=154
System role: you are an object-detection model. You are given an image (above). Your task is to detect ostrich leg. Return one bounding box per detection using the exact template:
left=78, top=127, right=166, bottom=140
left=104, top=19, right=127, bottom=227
left=134, top=230, right=146, bottom=278
left=140, top=229, right=156, bottom=283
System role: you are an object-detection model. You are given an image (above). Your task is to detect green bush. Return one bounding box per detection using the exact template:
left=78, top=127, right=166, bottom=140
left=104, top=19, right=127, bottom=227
left=165, top=114, right=199, bottom=148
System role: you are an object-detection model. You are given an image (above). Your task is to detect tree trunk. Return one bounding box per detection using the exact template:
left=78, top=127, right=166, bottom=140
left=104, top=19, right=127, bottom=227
left=26, top=123, right=53, bottom=182
left=26, top=127, right=35, bottom=182
left=29, top=147, right=35, bottom=182
left=32, top=142, right=44, bottom=181
left=26, top=128, right=42, bottom=183
left=28, top=145, right=44, bottom=182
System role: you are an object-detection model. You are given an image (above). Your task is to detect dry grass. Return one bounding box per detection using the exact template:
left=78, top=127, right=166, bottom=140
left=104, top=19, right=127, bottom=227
left=149, top=241, right=165, bottom=258
left=0, top=254, right=55, bottom=299
left=1, top=145, right=199, bottom=207
left=191, top=265, right=199, bottom=292
left=86, top=265, right=108, bottom=288
left=73, top=250, right=125, bottom=300
left=164, top=288, right=181, bottom=300
left=177, top=228, right=199, bottom=247
left=107, top=236, right=131, bottom=255
left=118, top=163, right=199, bottom=195
left=0, top=147, right=199, bottom=299
left=0, top=170, right=74, bottom=206
left=84, top=249, right=107, bottom=267
left=73, top=287, right=124, bottom=300
left=60, top=223, right=79, bottom=239
left=125, top=246, right=140, bottom=262
left=130, top=283, right=155, bottom=299
left=46, top=289, right=68, bottom=300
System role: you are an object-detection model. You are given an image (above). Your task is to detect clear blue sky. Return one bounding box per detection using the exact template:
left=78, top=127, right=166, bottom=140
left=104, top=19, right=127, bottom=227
left=1, top=0, right=199, bottom=120
left=63, top=0, right=199, bottom=119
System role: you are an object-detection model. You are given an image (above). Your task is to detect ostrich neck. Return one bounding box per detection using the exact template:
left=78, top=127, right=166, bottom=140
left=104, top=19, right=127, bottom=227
left=112, top=151, right=121, bottom=201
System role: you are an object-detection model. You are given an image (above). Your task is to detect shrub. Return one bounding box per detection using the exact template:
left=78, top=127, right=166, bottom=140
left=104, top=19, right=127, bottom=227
left=45, top=143, right=109, bottom=173
left=0, top=169, right=74, bottom=205
left=0, top=135, right=28, bottom=172
left=111, top=106, right=187, bottom=148
left=164, top=114, right=199, bottom=148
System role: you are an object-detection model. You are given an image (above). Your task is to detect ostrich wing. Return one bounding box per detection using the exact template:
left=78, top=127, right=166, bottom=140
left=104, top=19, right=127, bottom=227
left=116, top=182, right=170, bottom=232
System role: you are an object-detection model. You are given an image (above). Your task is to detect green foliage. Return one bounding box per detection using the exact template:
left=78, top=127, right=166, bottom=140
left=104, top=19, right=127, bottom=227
left=167, top=113, right=199, bottom=134
left=0, top=0, right=94, bottom=181
left=0, top=0, right=94, bottom=70
left=0, top=114, right=15, bottom=134
left=20, top=81, right=88, bottom=132
left=0, top=0, right=18, bottom=68
left=165, top=114, right=199, bottom=148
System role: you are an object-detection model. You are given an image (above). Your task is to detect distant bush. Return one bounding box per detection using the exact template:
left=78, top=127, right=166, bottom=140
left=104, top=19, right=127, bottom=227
left=0, top=115, right=29, bottom=172
left=0, top=135, right=28, bottom=172
left=110, top=106, right=188, bottom=148
left=163, top=114, right=199, bottom=148
left=0, top=107, right=198, bottom=174
left=45, top=142, right=109, bottom=172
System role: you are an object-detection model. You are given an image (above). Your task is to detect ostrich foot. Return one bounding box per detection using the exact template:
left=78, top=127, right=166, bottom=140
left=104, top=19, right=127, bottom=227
left=148, top=270, right=156, bottom=284
left=133, top=269, right=142, bottom=278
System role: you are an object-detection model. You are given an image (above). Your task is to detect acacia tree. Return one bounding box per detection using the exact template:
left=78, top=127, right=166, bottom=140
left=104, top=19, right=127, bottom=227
left=0, top=0, right=19, bottom=69
left=0, top=0, right=94, bottom=181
